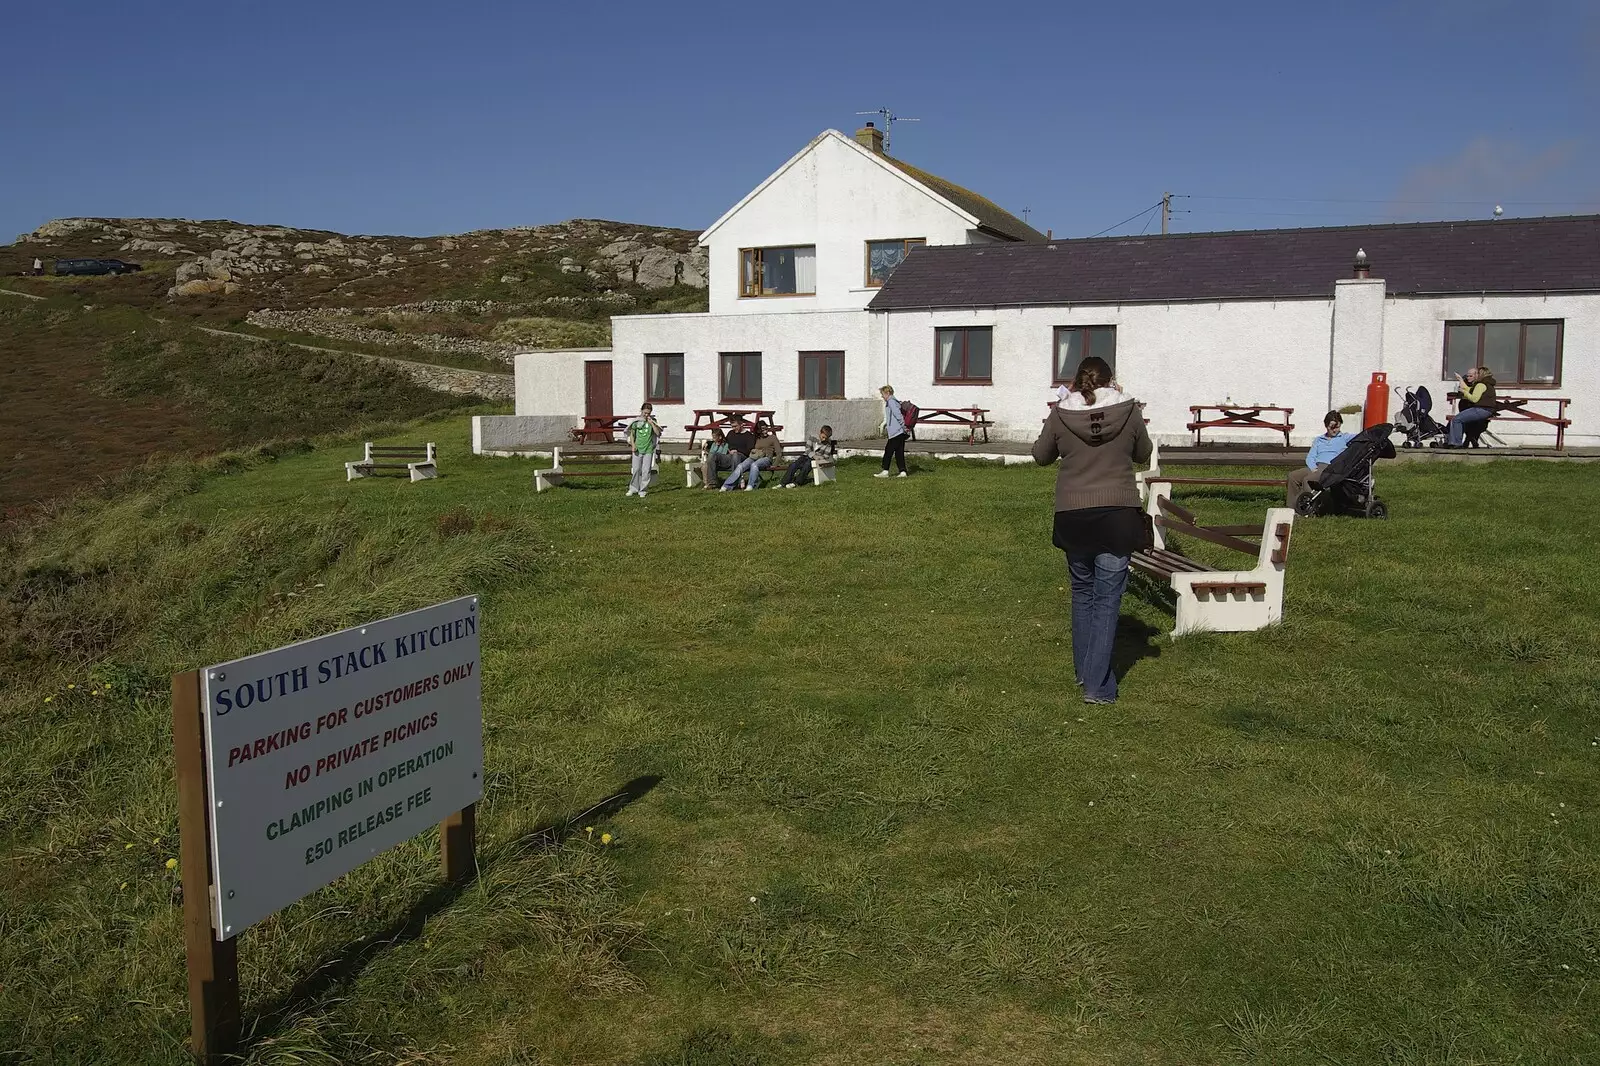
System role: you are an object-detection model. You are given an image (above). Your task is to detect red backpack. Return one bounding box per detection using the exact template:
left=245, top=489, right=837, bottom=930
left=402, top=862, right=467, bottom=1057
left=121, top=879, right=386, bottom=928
left=899, top=400, right=920, bottom=430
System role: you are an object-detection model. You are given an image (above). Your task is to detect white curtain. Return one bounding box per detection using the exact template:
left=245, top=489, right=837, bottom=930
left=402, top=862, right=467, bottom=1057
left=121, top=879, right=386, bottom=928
left=793, top=247, right=816, bottom=294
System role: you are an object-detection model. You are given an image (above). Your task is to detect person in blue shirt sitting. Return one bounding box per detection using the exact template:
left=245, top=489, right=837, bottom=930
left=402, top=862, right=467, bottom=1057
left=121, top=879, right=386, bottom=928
left=1286, top=410, right=1355, bottom=506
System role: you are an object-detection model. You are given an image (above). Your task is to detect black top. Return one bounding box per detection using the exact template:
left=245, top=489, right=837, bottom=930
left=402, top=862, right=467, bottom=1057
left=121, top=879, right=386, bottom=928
left=1053, top=506, right=1146, bottom=558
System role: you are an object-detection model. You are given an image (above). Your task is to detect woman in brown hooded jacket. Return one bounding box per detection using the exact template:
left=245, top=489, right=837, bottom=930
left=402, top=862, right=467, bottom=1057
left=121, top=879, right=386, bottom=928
left=1031, top=357, right=1152, bottom=704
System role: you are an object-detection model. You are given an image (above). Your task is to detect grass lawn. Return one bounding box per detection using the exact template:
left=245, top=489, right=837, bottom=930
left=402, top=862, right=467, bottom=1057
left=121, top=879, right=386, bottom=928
left=1, top=415, right=1596, bottom=1065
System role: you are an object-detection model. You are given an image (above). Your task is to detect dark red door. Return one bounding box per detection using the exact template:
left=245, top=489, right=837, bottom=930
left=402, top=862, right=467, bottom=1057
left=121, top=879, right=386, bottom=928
left=584, top=361, right=614, bottom=440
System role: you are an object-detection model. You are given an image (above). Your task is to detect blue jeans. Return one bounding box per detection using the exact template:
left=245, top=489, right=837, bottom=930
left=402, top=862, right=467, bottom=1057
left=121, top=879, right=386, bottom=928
left=1067, top=550, right=1130, bottom=702
left=1447, top=406, right=1491, bottom=446
left=723, top=455, right=771, bottom=489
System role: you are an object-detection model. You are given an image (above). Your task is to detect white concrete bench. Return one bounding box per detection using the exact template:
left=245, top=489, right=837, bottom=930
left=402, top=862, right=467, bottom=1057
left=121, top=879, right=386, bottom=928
left=346, top=442, right=436, bottom=482
left=1131, top=482, right=1295, bottom=636
left=536, top=446, right=658, bottom=492
left=686, top=441, right=836, bottom=488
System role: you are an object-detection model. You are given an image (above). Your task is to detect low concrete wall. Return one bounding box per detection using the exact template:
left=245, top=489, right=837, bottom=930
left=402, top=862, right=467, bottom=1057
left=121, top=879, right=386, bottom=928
left=783, top=398, right=881, bottom=441
left=472, top=414, right=579, bottom=455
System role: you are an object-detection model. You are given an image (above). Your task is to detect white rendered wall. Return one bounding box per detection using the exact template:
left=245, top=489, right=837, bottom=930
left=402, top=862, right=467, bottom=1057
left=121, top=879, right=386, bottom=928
left=605, top=309, right=871, bottom=440
left=1379, top=293, right=1599, bottom=447
left=1330, top=279, right=1386, bottom=413
left=515, top=290, right=1598, bottom=447
left=513, top=348, right=603, bottom=417
left=702, top=133, right=980, bottom=316
left=880, top=300, right=1339, bottom=444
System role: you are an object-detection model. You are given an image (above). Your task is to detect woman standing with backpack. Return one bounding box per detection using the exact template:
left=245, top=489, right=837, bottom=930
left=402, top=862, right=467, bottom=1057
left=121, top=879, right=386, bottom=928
left=1031, top=357, right=1152, bottom=704
left=876, top=385, right=911, bottom=478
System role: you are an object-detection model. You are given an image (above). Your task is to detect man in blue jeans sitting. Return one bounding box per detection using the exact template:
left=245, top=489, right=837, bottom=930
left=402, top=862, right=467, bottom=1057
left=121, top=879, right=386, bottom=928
left=1286, top=410, right=1354, bottom=506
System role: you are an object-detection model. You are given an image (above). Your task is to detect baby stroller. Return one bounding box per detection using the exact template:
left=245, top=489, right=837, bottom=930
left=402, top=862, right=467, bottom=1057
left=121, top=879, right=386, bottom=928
left=1394, top=385, right=1446, bottom=449
left=1294, top=422, right=1396, bottom=519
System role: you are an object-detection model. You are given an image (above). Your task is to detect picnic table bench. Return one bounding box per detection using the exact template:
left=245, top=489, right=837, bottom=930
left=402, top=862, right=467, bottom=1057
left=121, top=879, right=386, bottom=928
left=535, top=446, right=658, bottom=492
left=683, top=408, right=782, bottom=447
left=912, top=406, right=993, bottom=443
left=687, top=440, right=837, bottom=489
left=1131, top=483, right=1296, bottom=636
left=345, top=442, right=437, bottom=482
left=1447, top=392, right=1572, bottom=450
left=571, top=414, right=633, bottom=444
left=1188, top=404, right=1295, bottom=447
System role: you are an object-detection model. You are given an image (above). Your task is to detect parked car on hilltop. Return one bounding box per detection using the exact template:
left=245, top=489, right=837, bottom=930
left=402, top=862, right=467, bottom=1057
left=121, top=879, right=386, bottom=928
left=55, top=258, right=143, bottom=276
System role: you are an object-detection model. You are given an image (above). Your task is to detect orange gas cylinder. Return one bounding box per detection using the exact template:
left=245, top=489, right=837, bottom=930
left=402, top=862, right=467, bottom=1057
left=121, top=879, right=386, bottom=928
left=1363, top=372, right=1389, bottom=429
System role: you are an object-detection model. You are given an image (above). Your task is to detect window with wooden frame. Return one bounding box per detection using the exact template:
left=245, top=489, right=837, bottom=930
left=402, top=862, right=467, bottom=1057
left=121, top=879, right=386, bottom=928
left=934, top=327, right=993, bottom=384
left=1052, top=326, right=1118, bottom=383
left=865, top=238, right=926, bottom=287
left=799, top=351, right=844, bottom=399
left=644, top=354, right=684, bottom=404
left=1443, top=320, right=1562, bottom=386
left=719, top=352, right=763, bottom=404
left=739, top=246, right=816, bottom=297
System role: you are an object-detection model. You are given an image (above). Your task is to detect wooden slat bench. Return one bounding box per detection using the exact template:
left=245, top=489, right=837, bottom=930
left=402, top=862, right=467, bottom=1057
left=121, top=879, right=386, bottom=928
left=686, top=441, right=837, bottom=489
left=535, top=446, right=657, bottom=492
left=1131, top=483, right=1296, bottom=636
left=1135, top=441, right=1285, bottom=497
left=346, top=442, right=437, bottom=482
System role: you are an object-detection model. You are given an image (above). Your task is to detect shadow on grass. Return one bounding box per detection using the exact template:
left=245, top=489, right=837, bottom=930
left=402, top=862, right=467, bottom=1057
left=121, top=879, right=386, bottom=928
left=1113, top=615, right=1163, bottom=680
left=243, top=774, right=662, bottom=1052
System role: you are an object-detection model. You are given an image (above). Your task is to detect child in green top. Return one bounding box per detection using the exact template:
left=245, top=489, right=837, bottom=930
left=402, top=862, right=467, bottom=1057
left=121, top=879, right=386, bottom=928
left=626, top=403, right=662, bottom=498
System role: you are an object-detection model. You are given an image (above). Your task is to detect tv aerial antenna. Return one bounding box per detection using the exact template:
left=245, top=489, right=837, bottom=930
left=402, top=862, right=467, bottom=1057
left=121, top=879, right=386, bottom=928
left=855, top=107, right=919, bottom=154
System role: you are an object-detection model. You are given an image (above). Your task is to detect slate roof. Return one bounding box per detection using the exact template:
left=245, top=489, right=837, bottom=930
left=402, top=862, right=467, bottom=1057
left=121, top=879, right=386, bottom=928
left=866, top=215, right=1600, bottom=310
left=883, top=156, right=1047, bottom=243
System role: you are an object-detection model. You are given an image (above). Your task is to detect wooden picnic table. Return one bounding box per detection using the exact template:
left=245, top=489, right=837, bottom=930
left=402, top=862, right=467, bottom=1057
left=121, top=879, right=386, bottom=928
left=1188, top=404, right=1294, bottom=447
left=571, top=414, right=633, bottom=444
left=913, top=406, right=993, bottom=444
left=1447, top=392, right=1572, bottom=450
left=684, top=408, right=782, bottom=447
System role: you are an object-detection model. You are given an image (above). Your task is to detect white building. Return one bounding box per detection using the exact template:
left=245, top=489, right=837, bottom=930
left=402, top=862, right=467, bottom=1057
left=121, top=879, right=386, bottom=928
left=490, top=125, right=1042, bottom=449
left=490, top=127, right=1598, bottom=452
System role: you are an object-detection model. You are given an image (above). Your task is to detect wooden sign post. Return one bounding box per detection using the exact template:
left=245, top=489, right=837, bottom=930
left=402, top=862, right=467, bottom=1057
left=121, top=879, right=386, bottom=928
left=171, top=596, right=483, bottom=1062
left=173, top=669, right=241, bottom=1064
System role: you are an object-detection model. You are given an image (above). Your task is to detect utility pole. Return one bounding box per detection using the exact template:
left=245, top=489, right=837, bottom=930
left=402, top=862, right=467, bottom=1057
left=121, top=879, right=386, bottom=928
left=1161, top=192, right=1171, bottom=236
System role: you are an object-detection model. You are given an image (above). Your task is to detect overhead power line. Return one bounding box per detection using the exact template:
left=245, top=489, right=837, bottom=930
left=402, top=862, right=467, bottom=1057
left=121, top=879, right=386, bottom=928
left=1089, top=200, right=1164, bottom=238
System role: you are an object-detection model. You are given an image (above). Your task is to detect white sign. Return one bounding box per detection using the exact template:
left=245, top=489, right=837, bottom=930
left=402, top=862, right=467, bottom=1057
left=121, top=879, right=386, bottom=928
left=201, top=596, right=483, bottom=936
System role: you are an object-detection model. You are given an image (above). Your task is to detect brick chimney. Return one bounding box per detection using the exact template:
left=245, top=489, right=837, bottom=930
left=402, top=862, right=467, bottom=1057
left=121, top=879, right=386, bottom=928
left=1353, top=248, right=1370, bottom=279
left=855, top=122, right=885, bottom=155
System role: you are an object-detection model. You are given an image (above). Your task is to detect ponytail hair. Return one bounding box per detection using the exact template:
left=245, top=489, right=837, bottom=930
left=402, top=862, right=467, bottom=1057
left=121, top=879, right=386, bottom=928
left=1073, top=356, right=1114, bottom=406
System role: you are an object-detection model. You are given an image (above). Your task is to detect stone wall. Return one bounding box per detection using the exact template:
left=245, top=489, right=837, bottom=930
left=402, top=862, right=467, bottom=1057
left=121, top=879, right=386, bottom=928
left=246, top=309, right=514, bottom=362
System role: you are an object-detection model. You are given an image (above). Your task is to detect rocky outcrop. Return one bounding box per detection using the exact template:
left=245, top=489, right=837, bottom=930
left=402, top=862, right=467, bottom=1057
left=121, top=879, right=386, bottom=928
left=16, top=217, right=709, bottom=299
left=595, top=239, right=707, bottom=288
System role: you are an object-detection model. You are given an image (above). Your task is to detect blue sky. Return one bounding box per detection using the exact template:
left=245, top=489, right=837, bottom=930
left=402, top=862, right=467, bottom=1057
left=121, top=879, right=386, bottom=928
left=3, top=0, right=1596, bottom=241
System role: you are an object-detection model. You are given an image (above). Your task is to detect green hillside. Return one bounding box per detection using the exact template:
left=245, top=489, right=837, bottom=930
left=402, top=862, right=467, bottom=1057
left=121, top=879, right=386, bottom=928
left=1, top=426, right=1595, bottom=1064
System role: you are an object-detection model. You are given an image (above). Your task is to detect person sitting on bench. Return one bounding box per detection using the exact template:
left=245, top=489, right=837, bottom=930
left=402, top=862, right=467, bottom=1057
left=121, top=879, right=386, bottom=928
left=781, top=425, right=836, bottom=488
left=1443, top=366, right=1498, bottom=448
left=1286, top=410, right=1354, bottom=506
left=722, top=426, right=780, bottom=491
left=704, top=429, right=738, bottom=488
